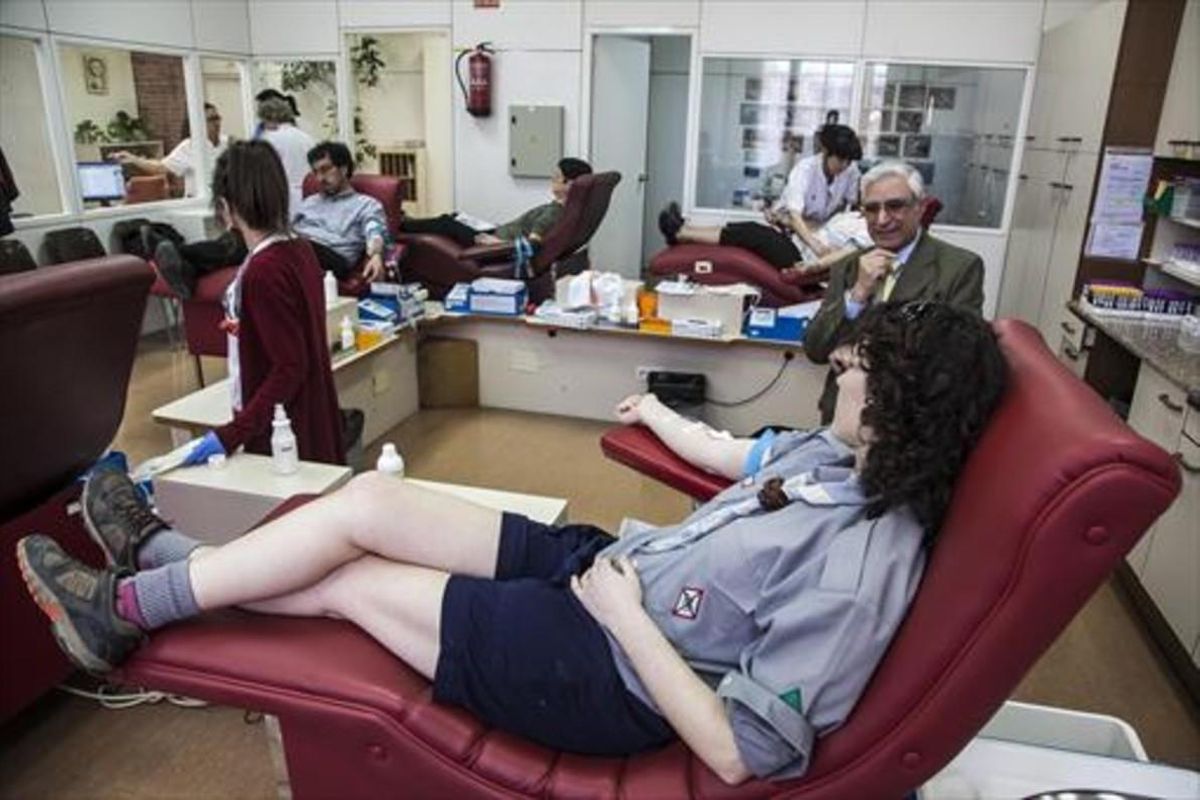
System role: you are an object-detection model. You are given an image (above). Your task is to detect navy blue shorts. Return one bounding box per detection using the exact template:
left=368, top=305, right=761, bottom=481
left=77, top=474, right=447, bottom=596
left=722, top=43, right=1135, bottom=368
left=433, top=513, right=674, bottom=756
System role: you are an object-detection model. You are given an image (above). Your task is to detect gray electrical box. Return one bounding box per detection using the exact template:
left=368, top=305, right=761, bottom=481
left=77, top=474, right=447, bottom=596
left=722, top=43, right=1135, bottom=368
left=509, top=105, right=563, bottom=178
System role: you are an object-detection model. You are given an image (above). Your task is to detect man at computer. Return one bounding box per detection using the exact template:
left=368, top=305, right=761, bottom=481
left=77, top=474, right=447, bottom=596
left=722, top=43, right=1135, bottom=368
left=108, top=103, right=229, bottom=198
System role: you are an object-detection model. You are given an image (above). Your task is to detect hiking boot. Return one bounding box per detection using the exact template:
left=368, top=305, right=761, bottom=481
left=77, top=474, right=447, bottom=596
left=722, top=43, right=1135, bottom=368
left=16, top=535, right=142, bottom=674
left=83, top=462, right=169, bottom=571
left=658, top=203, right=683, bottom=246
left=153, top=240, right=196, bottom=300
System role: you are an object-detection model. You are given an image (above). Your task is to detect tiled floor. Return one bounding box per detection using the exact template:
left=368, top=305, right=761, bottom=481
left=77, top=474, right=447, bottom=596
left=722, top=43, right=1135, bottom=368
left=0, top=336, right=1196, bottom=799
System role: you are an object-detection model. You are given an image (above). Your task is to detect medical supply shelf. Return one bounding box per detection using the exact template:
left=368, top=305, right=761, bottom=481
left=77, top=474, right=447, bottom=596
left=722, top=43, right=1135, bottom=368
left=1069, top=300, right=1200, bottom=394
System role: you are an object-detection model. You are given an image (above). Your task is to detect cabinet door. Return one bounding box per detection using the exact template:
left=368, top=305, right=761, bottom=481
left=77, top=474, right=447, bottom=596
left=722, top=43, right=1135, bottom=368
left=1126, top=362, right=1188, bottom=575
left=1048, top=0, right=1126, bottom=153
left=1140, top=434, right=1200, bottom=653
left=997, top=174, right=1038, bottom=318
left=1037, top=151, right=1098, bottom=345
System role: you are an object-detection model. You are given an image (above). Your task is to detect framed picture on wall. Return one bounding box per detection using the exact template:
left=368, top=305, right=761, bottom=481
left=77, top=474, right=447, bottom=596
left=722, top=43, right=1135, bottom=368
left=881, top=110, right=894, bottom=132
left=83, top=55, right=108, bottom=95
left=739, top=104, right=764, bottom=126
left=902, top=134, right=932, bottom=159
left=876, top=135, right=901, bottom=157
left=898, top=84, right=927, bottom=109
left=742, top=127, right=767, bottom=149
left=884, top=83, right=898, bottom=106
left=744, top=77, right=762, bottom=102
left=929, top=87, right=957, bottom=110
left=896, top=111, right=924, bottom=133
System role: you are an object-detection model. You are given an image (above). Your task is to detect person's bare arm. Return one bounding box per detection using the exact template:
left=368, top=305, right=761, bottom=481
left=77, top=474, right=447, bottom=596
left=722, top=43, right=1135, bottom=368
left=787, top=211, right=830, bottom=258
left=473, top=232, right=503, bottom=245
left=571, top=558, right=752, bottom=785
left=615, top=393, right=753, bottom=480
left=110, top=152, right=168, bottom=175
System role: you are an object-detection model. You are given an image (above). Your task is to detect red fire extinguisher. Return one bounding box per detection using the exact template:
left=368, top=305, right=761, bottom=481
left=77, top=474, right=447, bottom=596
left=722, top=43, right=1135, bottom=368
left=456, top=42, right=494, bottom=118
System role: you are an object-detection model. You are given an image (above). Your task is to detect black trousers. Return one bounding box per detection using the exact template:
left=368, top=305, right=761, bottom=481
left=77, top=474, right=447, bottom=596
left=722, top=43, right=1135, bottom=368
left=307, top=239, right=354, bottom=279
left=719, top=222, right=801, bottom=269
left=399, top=214, right=479, bottom=248
left=179, top=231, right=247, bottom=277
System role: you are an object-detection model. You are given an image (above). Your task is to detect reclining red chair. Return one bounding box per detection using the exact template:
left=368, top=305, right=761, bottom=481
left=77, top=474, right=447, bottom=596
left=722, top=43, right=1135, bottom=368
left=1, top=255, right=153, bottom=722
left=649, top=196, right=945, bottom=308
left=113, top=318, right=1178, bottom=798
left=175, top=173, right=407, bottom=385
left=397, top=171, right=621, bottom=304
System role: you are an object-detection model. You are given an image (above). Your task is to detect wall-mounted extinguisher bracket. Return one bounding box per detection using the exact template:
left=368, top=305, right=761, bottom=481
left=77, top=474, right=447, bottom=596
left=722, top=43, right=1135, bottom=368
left=455, top=42, right=494, bottom=118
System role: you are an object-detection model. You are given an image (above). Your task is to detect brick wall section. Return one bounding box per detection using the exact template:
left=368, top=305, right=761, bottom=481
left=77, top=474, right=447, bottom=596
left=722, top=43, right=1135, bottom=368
left=131, top=52, right=187, bottom=154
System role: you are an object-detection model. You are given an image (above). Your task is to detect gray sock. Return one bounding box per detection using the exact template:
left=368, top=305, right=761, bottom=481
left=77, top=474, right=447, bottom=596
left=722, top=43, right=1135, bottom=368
left=131, top=560, right=201, bottom=630
left=137, top=527, right=201, bottom=570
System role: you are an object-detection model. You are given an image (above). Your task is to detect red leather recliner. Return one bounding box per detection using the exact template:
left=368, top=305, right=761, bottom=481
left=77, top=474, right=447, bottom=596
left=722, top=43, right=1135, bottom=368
left=175, top=174, right=407, bottom=384
left=397, top=171, right=621, bottom=304
left=114, top=319, right=1179, bottom=798
left=649, top=197, right=946, bottom=309
left=1, top=255, right=154, bottom=722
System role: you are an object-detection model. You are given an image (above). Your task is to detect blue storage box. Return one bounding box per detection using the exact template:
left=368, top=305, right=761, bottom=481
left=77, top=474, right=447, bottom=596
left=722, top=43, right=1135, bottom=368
left=744, top=304, right=812, bottom=342
left=469, top=278, right=527, bottom=316
left=444, top=283, right=471, bottom=313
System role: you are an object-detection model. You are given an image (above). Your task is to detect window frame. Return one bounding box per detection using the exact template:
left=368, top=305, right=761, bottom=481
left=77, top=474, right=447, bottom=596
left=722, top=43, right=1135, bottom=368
left=48, top=33, right=201, bottom=217
left=0, top=27, right=74, bottom=224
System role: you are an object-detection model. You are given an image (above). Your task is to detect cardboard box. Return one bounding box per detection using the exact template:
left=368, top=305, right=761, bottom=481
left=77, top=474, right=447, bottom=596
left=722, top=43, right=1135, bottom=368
left=744, top=302, right=818, bottom=342
left=418, top=337, right=479, bottom=408
left=469, top=278, right=527, bottom=316
left=656, top=281, right=758, bottom=337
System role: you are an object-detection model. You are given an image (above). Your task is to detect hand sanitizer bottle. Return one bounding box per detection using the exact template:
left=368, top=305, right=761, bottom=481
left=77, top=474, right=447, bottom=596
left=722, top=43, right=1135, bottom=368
left=270, top=403, right=299, bottom=475
left=340, top=316, right=355, bottom=352
left=376, top=442, right=405, bottom=478
left=323, top=271, right=338, bottom=308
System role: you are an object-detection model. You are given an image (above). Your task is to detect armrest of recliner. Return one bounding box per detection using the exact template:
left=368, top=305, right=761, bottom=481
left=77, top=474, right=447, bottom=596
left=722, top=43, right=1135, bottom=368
left=781, top=265, right=830, bottom=288
left=599, top=425, right=730, bottom=502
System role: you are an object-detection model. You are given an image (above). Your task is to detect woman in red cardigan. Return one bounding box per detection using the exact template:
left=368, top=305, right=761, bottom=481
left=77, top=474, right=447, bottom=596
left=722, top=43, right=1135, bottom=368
left=182, top=140, right=343, bottom=466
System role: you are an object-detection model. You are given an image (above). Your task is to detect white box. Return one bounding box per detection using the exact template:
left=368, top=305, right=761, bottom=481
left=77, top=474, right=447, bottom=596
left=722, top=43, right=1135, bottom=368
left=656, top=281, right=758, bottom=336
left=975, top=700, right=1147, bottom=760
left=154, top=454, right=352, bottom=543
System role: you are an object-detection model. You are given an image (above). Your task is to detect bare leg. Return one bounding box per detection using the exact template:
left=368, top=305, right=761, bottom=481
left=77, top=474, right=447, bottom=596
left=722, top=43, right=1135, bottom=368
left=675, top=223, right=723, bottom=245
left=241, top=556, right=448, bottom=679
left=186, top=472, right=502, bottom=612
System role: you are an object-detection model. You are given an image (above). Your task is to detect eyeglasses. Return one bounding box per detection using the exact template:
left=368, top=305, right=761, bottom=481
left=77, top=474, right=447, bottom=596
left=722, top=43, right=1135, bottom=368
left=861, top=197, right=915, bottom=217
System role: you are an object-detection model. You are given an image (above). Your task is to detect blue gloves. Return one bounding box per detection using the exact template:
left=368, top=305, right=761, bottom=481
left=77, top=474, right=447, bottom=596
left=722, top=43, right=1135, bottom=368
left=182, top=431, right=226, bottom=467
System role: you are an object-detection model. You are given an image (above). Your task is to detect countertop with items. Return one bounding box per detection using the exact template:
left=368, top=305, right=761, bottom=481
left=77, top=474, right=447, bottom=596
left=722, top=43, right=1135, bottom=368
left=1070, top=300, right=1200, bottom=397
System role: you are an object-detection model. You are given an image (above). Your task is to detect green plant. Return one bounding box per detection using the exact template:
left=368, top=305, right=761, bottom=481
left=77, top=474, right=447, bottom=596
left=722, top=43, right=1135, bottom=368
left=350, top=35, right=385, bottom=88
left=105, top=110, right=150, bottom=142
left=74, top=119, right=109, bottom=145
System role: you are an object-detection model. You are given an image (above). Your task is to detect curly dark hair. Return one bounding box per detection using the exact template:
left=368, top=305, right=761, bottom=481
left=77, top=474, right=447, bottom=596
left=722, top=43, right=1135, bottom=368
left=848, top=302, right=1008, bottom=537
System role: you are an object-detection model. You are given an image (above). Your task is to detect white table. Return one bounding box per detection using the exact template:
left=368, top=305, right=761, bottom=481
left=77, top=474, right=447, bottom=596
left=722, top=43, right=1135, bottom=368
left=152, top=326, right=419, bottom=448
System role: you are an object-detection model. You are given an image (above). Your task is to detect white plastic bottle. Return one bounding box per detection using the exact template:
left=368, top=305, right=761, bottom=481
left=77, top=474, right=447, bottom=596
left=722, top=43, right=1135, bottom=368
left=376, top=442, right=405, bottom=478
left=340, top=316, right=355, bottom=352
left=323, top=271, right=338, bottom=307
left=270, top=403, right=299, bottom=475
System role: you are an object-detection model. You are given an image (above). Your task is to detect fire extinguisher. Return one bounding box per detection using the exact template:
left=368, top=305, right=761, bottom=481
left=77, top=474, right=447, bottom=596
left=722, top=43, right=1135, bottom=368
left=455, top=42, right=494, bottom=118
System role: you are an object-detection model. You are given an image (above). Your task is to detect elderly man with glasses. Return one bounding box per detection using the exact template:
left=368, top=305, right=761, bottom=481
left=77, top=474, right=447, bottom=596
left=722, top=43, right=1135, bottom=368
left=805, top=160, right=984, bottom=424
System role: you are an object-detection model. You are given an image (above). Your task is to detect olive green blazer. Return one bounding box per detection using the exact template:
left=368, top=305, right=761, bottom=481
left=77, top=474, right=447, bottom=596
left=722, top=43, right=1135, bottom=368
left=805, top=232, right=985, bottom=422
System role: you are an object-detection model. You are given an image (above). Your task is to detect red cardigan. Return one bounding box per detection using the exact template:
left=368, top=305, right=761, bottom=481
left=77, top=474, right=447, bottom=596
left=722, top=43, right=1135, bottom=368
left=215, top=238, right=344, bottom=465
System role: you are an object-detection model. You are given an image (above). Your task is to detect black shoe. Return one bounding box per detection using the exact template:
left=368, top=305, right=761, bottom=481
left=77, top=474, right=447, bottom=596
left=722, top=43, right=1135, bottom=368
left=139, top=224, right=161, bottom=261
left=658, top=206, right=682, bottom=246
left=154, top=240, right=196, bottom=300
left=83, top=462, right=170, bottom=572
left=16, top=535, right=142, bottom=674
left=666, top=201, right=684, bottom=229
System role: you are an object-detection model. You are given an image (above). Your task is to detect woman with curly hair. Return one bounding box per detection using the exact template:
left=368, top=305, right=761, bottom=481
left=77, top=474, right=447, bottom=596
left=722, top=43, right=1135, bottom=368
left=18, top=302, right=1006, bottom=786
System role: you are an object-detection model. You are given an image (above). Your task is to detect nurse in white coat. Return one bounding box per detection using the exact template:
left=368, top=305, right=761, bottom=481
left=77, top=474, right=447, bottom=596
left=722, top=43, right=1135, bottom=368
left=256, top=95, right=316, bottom=221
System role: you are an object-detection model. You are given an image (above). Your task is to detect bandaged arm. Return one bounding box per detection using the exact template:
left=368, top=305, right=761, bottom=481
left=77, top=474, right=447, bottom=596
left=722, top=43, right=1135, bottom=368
left=614, top=394, right=755, bottom=481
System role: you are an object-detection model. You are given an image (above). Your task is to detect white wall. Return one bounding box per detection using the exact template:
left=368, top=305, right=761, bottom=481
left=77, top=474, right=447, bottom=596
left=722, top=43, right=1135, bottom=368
left=248, top=0, right=338, bottom=55
left=58, top=43, right=139, bottom=148
left=44, top=0, right=194, bottom=48
left=191, top=0, right=251, bottom=54
left=1155, top=0, right=1199, bottom=157
left=0, top=34, right=61, bottom=215
left=201, top=58, right=247, bottom=138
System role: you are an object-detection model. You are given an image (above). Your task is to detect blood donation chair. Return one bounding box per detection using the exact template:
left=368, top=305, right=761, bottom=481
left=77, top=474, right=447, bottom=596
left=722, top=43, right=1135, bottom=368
left=171, top=173, right=407, bottom=385
left=648, top=196, right=945, bottom=309
left=114, top=318, right=1179, bottom=798
left=1, top=255, right=153, bottom=722
left=397, top=171, right=621, bottom=304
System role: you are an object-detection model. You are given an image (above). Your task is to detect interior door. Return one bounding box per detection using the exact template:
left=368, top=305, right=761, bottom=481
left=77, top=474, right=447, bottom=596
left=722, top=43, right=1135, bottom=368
left=589, top=35, right=651, bottom=278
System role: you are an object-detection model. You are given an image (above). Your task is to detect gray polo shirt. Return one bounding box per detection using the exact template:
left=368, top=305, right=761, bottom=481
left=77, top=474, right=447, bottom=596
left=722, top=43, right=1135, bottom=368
left=598, top=429, right=925, bottom=780
left=293, top=189, right=387, bottom=264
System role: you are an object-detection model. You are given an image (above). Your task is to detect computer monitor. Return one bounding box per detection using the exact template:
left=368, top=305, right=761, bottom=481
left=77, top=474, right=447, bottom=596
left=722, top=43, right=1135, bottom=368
left=76, top=162, right=126, bottom=203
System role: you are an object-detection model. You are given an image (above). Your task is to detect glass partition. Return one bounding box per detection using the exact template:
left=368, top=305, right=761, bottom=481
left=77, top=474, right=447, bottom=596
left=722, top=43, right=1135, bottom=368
left=0, top=34, right=64, bottom=217
left=859, top=63, right=1026, bottom=228
left=57, top=42, right=190, bottom=206
left=696, top=57, right=855, bottom=211
left=252, top=59, right=339, bottom=141
left=201, top=57, right=248, bottom=141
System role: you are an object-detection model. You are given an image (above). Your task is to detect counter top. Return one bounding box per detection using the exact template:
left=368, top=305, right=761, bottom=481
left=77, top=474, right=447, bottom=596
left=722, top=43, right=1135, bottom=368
left=1069, top=301, right=1200, bottom=398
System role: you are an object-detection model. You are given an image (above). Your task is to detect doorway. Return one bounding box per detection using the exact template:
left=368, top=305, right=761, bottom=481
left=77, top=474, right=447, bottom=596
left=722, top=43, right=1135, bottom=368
left=586, top=32, right=692, bottom=279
